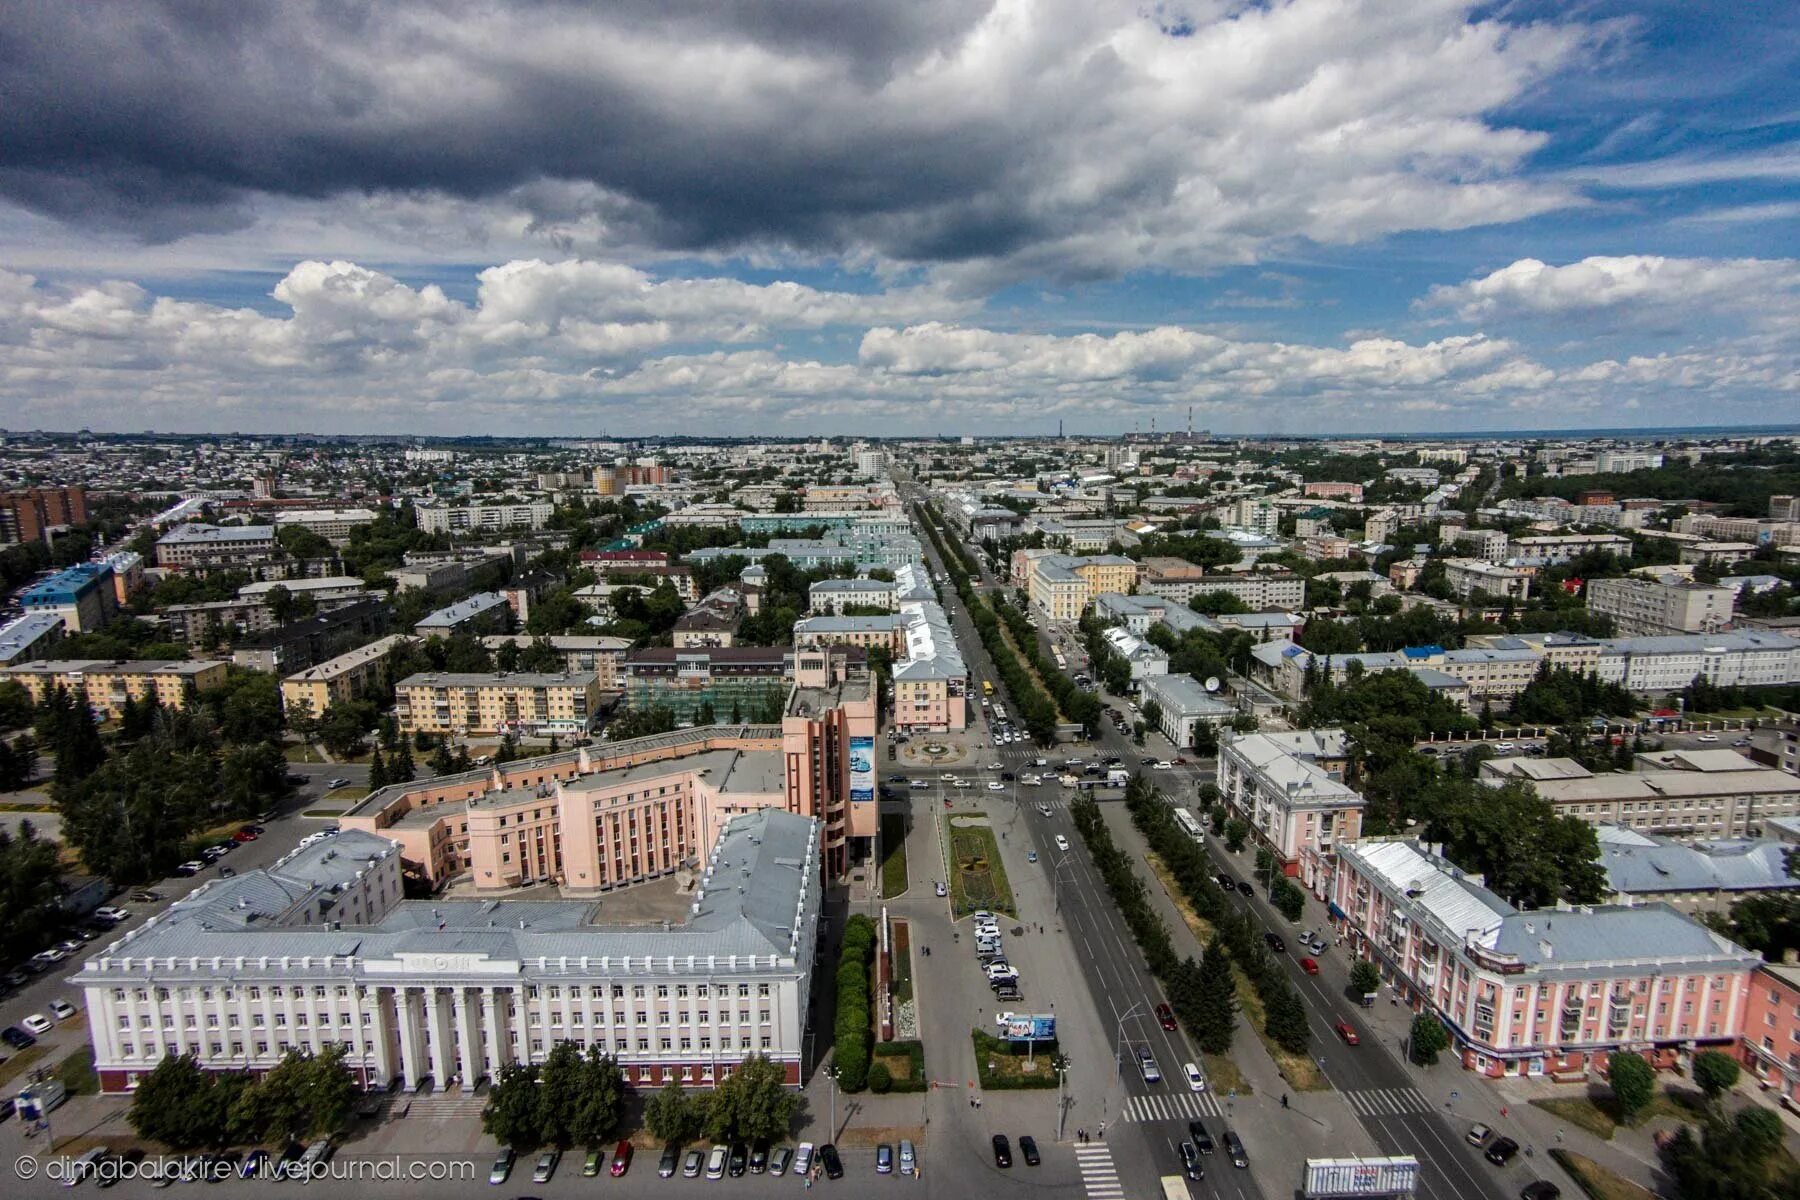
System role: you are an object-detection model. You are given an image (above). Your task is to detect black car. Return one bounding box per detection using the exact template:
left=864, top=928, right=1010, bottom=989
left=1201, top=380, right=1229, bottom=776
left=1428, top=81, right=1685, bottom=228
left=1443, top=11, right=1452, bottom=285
left=658, top=1145, right=678, bottom=1178
left=749, top=1142, right=769, bottom=1174
left=1019, top=1136, right=1039, bottom=1166
left=1179, top=1141, right=1203, bottom=1181
left=991, top=1135, right=1012, bottom=1168
left=819, top=1143, right=844, bottom=1180
left=1187, top=1119, right=1215, bottom=1154
left=728, top=1143, right=748, bottom=1177
left=1264, top=933, right=1286, bottom=954
left=1216, top=872, right=1235, bottom=889
left=1000, top=771, right=1015, bottom=781
left=1520, top=1184, right=1561, bottom=1200
left=1222, top=1131, right=1248, bottom=1168
left=1236, top=881, right=1254, bottom=897
left=1485, top=1137, right=1521, bottom=1166
left=1, top=1025, right=36, bottom=1049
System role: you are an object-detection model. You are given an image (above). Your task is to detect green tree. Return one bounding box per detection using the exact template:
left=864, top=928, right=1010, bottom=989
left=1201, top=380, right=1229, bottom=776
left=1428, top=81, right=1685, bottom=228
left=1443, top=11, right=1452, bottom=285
left=644, top=1077, right=703, bottom=1145
left=569, top=1046, right=627, bottom=1148
left=1691, top=1050, right=1740, bottom=1109
left=265, top=584, right=297, bottom=624
left=1224, top=818, right=1248, bottom=853
left=1272, top=878, right=1305, bottom=921
left=482, top=1060, right=544, bottom=1150
left=536, top=1040, right=586, bottom=1147
left=1263, top=985, right=1309, bottom=1055
left=1607, top=1051, right=1654, bottom=1125
left=1194, top=937, right=1237, bottom=1055
left=1167, top=955, right=1205, bottom=1029
left=367, top=745, right=389, bottom=791
left=389, top=740, right=416, bottom=785
left=0, top=680, right=34, bottom=732
left=128, top=1054, right=218, bottom=1149
left=705, top=1053, right=799, bottom=1144
left=1349, top=959, right=1382, bottom=998
left=233, top=1046, right=356, bottom=1145
left=1407, top=1013, right=1449, bottom=1065
left=1423, top=778, right=1606, bottom=908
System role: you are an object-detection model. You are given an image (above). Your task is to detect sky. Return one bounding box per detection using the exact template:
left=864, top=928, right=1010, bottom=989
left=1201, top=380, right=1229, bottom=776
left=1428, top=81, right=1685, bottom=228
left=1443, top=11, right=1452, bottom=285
left=0, top=0, right=1796, bottom=438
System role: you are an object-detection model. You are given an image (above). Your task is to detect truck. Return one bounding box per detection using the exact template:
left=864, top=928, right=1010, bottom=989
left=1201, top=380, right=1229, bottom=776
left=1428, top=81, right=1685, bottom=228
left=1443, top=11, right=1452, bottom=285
left=1106, top=768, right=1130, bottom=787
left=1059, top=774, right=1080, bottom=788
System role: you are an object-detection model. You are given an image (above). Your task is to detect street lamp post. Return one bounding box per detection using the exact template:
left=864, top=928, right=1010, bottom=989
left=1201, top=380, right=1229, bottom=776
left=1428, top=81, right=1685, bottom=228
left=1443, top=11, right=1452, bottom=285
left=825, top=1063, right=842, bottom=1140
left=1111, top=1000, right=1146, bottom=1084
left=1053, top=854, right=1075, bottom=914
left=1054, top=1053, right=1073, bottom=1141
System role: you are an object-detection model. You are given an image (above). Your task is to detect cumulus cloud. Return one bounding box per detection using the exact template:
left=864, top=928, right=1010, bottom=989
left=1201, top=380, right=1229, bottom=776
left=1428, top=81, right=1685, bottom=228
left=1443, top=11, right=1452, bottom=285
left=8, top=259, right=1786, bottom=435
left=0, top=0, right=1593, bottom=280
left=1422, top=255, right=1800, bottom=322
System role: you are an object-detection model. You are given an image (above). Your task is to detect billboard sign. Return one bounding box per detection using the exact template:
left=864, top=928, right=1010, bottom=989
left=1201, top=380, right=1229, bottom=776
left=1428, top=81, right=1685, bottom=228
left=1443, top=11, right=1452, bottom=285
left=849, top=735, right=875, bottom=803
left=1303, top=1157, right=1419, bottom=1198
left=996, top=1013, right=1057, bottom=1040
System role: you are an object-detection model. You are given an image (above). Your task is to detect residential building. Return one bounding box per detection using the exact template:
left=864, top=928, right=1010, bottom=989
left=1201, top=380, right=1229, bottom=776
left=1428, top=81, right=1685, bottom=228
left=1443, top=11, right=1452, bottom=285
left=622, top=646, right=795, bottom=722
left=414, top=592, right=512, bottom=638
left=792, top=615, right=904, bottom=656
left=1232, top=497, right=1281, bottom=534
left=1594, top=631, right=1800, bottom=692
left=1443, top=558, right=1531, bottom=602
left=1332, top=838, right=1759, bottom=1078
left=480, top=636, right=631, bottom=689
left=229, top=598, right=392, bottom=675
left=1595, top=825, right=1799, bottom=914
left=1585, top=577, right=1734, bottom=637
left=1510, top=534, right=1633, bottom=564
left=1740, top=964, right=1800, bottom=1109
left=593, top=463, right=672, bottom=494
left=414, top=502, right=555, bottom=534
left=395, top=671, right=601, bottom=738
left=19, top=562, right=117, bottom=632
left=1481, top=751, right=1800, bottom=838
left=1216, top=729, right=1362, bottom=891
left=1681, top=541, right=1759, bottom=569
left=1302, top=482, right=1364, bottom=503
left=74, top=809, right=821, bottom=1093
left=808, top=578, right=898, bottom=614
left=1026, top=554, right=1140, bottom=621
left=0, top=613, right=66, bottom=666
left=1439, top=527, right=1510, bottom=562
left=99, top=551, right=145, bottom=605
left=0, top=486, right=87, bottom=544
left=155, top=523, right=279, bottom=570
left=0, top=659, right=229, bottom=720
left=1138, top=558, right=1305, bottom=609
left=1137, top=673, right=1234, bottom=748
left=890, top=602, right=969, bottom=733
left=271, top=508, right=380, bottom=542
left=281, top=634, right=417, bottom=720
left=1099, top=624, right=1169, bottom=682
left=672, top=589, right=745, bottom=648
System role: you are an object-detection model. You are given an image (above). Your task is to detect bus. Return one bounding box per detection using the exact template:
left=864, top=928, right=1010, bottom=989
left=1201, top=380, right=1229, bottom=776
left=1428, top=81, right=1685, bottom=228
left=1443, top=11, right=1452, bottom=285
left=982, top=680, right=995, bottom=698
left=1162, top=1175, right=1191, bottom=1200
left=1053, top=647, right=1067, bottom=670
left=1173, top=808, right=1207, bottom=843
left=992, top=704, right=1006, bottom=723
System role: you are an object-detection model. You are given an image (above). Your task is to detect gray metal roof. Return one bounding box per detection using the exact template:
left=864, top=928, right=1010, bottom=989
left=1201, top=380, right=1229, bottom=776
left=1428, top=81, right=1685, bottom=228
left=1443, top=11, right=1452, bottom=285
left=1597, top=825, right=1800, bottom=896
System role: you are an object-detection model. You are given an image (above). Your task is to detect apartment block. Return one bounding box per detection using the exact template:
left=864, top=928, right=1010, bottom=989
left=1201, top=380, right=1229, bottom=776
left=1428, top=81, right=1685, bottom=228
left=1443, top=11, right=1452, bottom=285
left=480, top=635, right=631, bottom=689
left=0, top=486, right=87, bottom=544
left=0, top=613, right=66, bottom=666
left=414, top=592, right=512, bottom=638
left=1332, top=839, right=1757, bottom=1078
left=0, top=659, right=229, bottom=720
left=1026, top=554, right=1140, bottom=621
left=395, top=671, right=601, bottom=738
left=1443, top=558, right=1531, bottom=602
left=20, top=562, right=117, bottom=632
left=156, top=523, right=279, bottom=570
left=281, top=634, right=417, bottom=719
left=1216, top=729, right=1362, bottom=891
left=1585, top=576, right=1734, bottom=637
left=1595, top=631, right=1800, bottom=692
left=1138, top=557, right=1306, bottom=610
left=1481, top=750, right=1800, bottom=838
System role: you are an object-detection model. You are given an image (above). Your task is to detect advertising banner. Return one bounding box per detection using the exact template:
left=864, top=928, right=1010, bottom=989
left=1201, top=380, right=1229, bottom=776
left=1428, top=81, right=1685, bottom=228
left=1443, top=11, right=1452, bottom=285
left=998, top=1013, right=1057, bottom=1040
left=849, top=735, right=875, bottom=803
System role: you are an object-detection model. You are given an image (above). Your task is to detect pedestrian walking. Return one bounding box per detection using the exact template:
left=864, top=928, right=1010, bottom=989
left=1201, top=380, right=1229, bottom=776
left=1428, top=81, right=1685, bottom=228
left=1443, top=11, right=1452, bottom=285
left=1281, top=1094, right=1288, bottom=1109
left=1097, top=1122, right=1105, bottom=1140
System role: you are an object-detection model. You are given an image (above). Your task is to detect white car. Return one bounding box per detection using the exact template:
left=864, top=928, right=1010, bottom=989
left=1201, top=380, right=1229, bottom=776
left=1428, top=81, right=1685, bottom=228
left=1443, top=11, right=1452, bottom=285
left=987, top=781, right=1005, bottom=791
left=793, top=1143, right=814, bottom=1178
left=1055, top=835, right=1070, bottom=852
left=910, top=779, right=930, bottom=790
left=22, top=1013, right=52, bottom=1035
left=934, top=881, right=947, bottom=897
left=953, top=779, right=971, bottom=789
left=94, top=906, right=130, bottom=923
left=1153, top=760, right=1174, bottom=770
left=1035, top=802, right=1052, bottom=816
left=971, top=911, right=997, bottom=922
left=1696, top=734, right=1720, bottom=743
left=1494, top=741, right=1515, bottom=752
left=49, top=1000, right=78, bottom=1021
left=1184, top=1062, right=1207, bottom=1092
left=985, top=962, right=1017, bottom=981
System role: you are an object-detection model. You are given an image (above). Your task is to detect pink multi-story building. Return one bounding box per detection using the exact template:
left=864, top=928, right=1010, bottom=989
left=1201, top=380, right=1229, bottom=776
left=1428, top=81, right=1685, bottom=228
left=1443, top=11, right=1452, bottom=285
left=1740, top=963, right=1800, bottom=1110
left=1331, top=839, right=1760, bottom=1079
left=344, top=650, right=878, bottom=889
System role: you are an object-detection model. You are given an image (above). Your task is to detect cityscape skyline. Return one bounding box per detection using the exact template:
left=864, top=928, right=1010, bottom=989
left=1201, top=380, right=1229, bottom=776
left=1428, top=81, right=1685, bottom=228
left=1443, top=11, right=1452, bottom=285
left=1, top=2, right=1797, bottom=435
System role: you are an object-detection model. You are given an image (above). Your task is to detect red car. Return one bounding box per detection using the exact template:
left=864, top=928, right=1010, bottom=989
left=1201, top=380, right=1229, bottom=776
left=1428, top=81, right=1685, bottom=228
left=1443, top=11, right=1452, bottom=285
left=233, top=828, right=260, bottom=842
left=1156, top=1003, right=1177, bottom=1031
left=610, top=1141, right=632, bottom=1177
left=1299, top=957, right=1319, bottom=975
left=1334, top=1021, right=1360, bottom=1046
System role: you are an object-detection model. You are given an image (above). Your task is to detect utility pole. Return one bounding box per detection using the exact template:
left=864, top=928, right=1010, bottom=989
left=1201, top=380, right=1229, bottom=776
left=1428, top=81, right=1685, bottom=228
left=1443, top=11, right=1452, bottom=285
left=1054, top=1053, right=1072, bottom=1141
left=825, top=1062, right=842, bottom=1140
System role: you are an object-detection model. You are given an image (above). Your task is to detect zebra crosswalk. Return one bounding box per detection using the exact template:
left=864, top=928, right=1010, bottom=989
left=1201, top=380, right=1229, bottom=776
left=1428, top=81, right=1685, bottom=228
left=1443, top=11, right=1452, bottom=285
left=1343, top=1086, right=1433, bottom=1118
left=1119, top=1089, right=1224, bottom=1124
left=1074, top=1144, right=1123, bottom=1200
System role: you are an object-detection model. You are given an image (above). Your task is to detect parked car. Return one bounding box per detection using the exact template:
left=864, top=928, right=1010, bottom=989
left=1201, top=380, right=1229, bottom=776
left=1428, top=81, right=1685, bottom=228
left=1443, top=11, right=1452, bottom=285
left=175, top=861, right=205, bottom=876
left=1019, top=1136, right=1040, bottom=1166
left=819, top=1143, right=844, bottom=1180
left=769, top=1145, right=793, bottom=1176
left=991, top=1135, right=1012, bottom=1168
left=792, top=1143, right=814, bottom=1178
left=131, top=890, right=161, bottom=903
left=934, top=880, right=947, bottom=897
left=22, top=1013, right=52, bottom=1035
left=1156, top=1002, right=1177, bottom=1031
left=876, top=1143, right=894, bottom=1174
left=1222, top=1130, right=1249, bottom=1168
left=682, top=1150, right=704, bottom=1178
left=1486, top=1137, right=1520, bottom=1166
left=530, top=1149, right=559, bottom=1183
left=582, top=1150, right=603, bottom=1178
left=609, top=1141, right=632, bottom=1177
left=728, top=1143, right=747, bottom=1177
left=748, top=1141, right=768, bottom=1174
left=1467, top=1123, right=1493, bottom=1146
left=94, top=906, right=130, bottom=923
left=657, top=1145, right=678, bottom=1178
left=50, top=999, right=78, bottom=1021
left=898, top=1140, right=915, bottom=1176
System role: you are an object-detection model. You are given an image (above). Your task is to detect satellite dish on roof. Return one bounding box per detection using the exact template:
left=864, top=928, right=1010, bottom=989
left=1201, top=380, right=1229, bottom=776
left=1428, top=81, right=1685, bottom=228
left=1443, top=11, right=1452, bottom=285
left=1204, top=676, right=1221, bottom=693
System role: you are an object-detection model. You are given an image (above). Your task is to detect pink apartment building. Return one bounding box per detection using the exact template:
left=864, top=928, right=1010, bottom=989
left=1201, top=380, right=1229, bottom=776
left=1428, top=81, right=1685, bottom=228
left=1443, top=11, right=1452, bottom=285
left=1740, top=963, right=1800, bottom=1110
left=343, top=651, right=878, bottom=889
left=1332, top=839, right=1760, bottom=1079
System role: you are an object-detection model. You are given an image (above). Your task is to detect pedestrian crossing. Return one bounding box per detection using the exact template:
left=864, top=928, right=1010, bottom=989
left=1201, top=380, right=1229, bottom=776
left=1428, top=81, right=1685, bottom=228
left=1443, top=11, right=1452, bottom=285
left=1343, top=1086, right=1433, bottom=1118
left=1074, top=1144, right=1123, bottom=1200
left=1119, top=1089, right=1224, bottom=1124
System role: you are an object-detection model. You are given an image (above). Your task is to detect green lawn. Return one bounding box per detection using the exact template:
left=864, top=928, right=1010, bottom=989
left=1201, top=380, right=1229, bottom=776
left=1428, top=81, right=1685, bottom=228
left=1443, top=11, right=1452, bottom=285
left=55, top=1045, right=98, bottom=1096
left=947, top=819, right=1015, bottom=917
left=1549, top=1150, right=1657, bottom=1200
left=880, top=813, right=909, bottom=898
left=1531, top=1088, right=1708, bottom=1141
